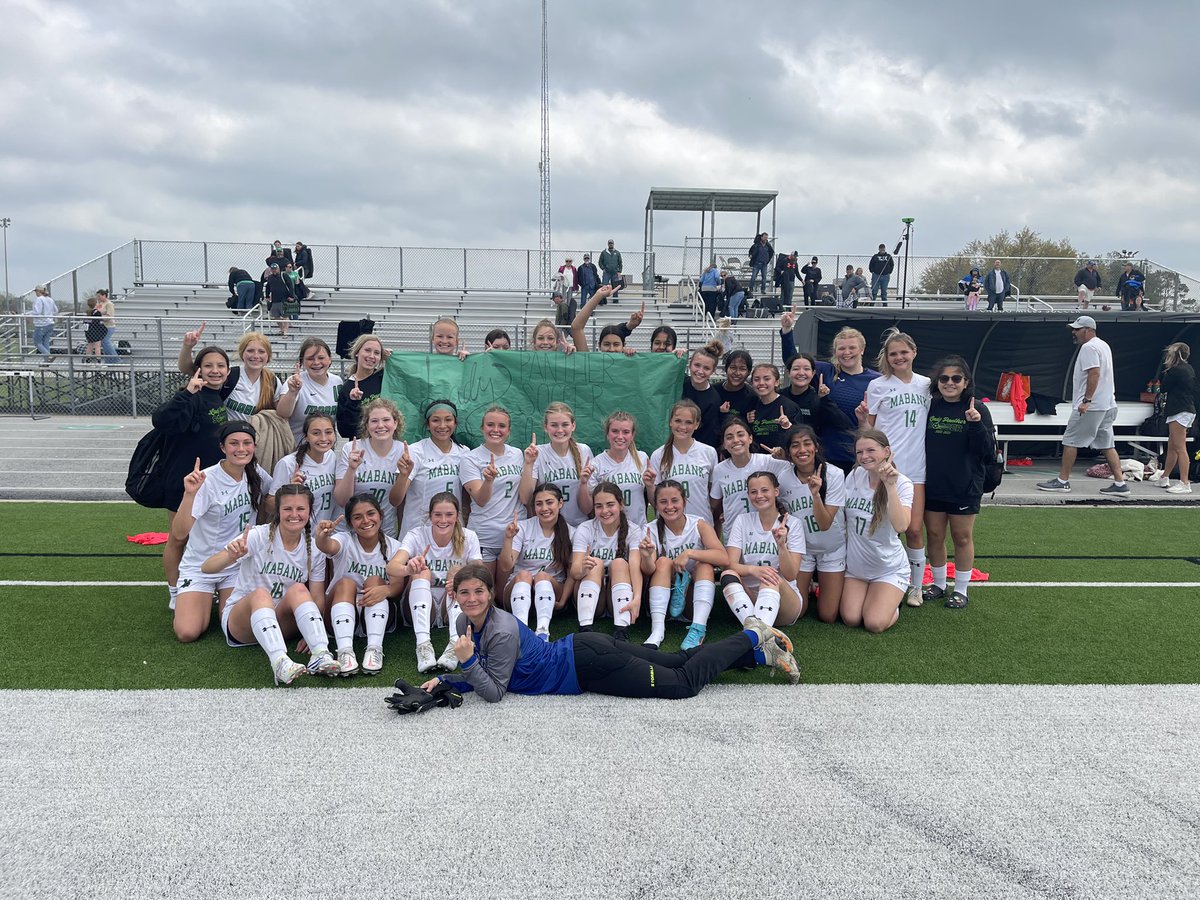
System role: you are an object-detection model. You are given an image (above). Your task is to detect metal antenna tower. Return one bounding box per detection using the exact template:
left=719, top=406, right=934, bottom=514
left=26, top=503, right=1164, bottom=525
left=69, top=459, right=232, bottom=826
left=538, top=0, right=551, bottom=289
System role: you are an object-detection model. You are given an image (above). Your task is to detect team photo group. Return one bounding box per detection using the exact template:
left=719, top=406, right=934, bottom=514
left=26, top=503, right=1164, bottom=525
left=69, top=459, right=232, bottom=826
left=142, top=291, right=1000, bottom=703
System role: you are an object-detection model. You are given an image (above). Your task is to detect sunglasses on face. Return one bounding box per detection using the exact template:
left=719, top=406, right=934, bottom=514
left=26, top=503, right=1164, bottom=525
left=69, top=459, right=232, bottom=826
left=938, top=374, right=965, bottom=384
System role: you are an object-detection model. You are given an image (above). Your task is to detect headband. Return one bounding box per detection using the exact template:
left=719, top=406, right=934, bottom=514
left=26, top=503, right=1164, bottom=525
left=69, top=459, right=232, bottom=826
left=425, top=402, right=457, bottom=419
left=219, top=422, right=257, bottom=441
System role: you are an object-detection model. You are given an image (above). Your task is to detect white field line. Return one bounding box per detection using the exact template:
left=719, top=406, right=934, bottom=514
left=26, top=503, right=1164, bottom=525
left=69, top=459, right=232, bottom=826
left=1, top=580, right=1198, bottom=589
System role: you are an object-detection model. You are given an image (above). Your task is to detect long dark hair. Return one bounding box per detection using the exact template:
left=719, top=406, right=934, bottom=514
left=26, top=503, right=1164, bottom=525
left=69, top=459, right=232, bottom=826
left=532, top=482, right=572, bottom=575
left=928, top=354, right=975, bottom=401
left=591, top=481, right=630, bottom=562
left=719, top=415, right=770, bottom=461
left=345, top=492, right=395, bottom=573
left=294, top=413, right=335, bottom=470
left=192, top=345, right=230, bottom=374
left=784, top=425, right=828, bottom=503
left=219, top=425, right=265, bottom=515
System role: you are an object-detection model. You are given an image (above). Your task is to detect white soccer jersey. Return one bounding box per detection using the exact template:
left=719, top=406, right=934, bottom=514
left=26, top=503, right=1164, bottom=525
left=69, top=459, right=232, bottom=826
left=336, top=439, right=404, bottom=536
left=327, top=532, right=399, bottom=590
left=178, top=463, right=275, bottom=578
left=726, top=510, right=806, bottom=593
left=571, top=518, right=636, bottom=568
left=644, top=514, right=705, bottom=573
left=460, top=444, right=525, bottom=548
left=272, top=449, right=339, bottom=524
left=399, top=525, right=482, bottom=589
left=226, top=523, right=322, bottom=610
left=284, top=371, right=344, bottom=442
left=587, top=449, right=651, bottom=527
left=224, top=369, right=285, bottom=421
left=710, top=454, right=791, bottom=538
left=533, top=442, right=594, bottom=527
left=843, top=467, right=914, bottom=580
left=509, top=517, right=574, bottom=579
left=866, top=373, right=931, bottom=483
left=777, top=463, right=848, bottom=554
left=649, top=441, right=718, bottom=524
left=398, top=438, right=467, bottom=538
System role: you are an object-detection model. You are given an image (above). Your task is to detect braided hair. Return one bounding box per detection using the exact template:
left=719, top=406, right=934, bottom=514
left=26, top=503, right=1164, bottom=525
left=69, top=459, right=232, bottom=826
left=268, top=483, right=315, bottom=582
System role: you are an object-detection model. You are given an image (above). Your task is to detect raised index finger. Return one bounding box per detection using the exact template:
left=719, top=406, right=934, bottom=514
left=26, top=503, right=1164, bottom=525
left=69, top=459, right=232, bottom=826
left=198, top=321, right=206, bottom=335
left=193, top=457, right=201, bottom=473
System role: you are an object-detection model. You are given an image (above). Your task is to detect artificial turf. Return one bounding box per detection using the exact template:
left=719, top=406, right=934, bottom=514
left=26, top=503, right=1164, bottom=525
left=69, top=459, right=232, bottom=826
left=1, top=503, right=1197, bottom=689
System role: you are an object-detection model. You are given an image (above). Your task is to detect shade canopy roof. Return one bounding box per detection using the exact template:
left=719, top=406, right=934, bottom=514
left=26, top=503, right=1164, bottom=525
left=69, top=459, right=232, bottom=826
left=645, top=188, right=778, bottom=213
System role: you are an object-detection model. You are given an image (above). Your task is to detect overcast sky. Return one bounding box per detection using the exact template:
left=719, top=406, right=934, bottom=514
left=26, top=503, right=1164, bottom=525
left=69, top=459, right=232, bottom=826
left=3, top=0, right=1197, bottom=296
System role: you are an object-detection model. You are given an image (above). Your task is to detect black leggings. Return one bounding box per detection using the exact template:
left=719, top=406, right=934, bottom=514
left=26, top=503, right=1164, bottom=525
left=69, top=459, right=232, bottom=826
left=572, top=631, right=756, bottom=699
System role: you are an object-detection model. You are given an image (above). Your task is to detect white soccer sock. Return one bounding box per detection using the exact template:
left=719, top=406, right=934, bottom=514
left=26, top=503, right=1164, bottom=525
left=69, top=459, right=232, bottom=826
left=510, top=581, right=532, bottom=626
left=533, top=580, right=556, bottom=632
left=445, top=597, right=463, bottom=641
left=906, top=547, right=926, bottom=590
left=576, top=580, right=601, bottom=626
left=754, top=587, right=781, bottom=626
left=168, top=584, right=178, bottom=611
left=931, top=564, right=948, bottom=591
left=294, top=600, right=329, bottom=655
left=953, top=566, right=972, bottom=597
left=646, top=585, right=669, bottom=644
left=723, top=580, right=754, bottom=624
left=409, top=578, right=433, bottom=644
left=330, top=601, right=356, bottom=651
left=611, top=582, right=634, bottom=628
left=692, top=579, right=716, bottom=626
left=250, top=607, right=288, bottom=665
left=364, top=601, right=389, bottom=649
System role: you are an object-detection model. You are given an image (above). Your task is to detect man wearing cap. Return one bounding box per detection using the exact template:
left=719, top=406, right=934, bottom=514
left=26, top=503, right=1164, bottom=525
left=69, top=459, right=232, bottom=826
left=577, top=253, right=600, bottom=307
left=839, top=264, right=869, bottom=309
left=1073, top=261, right=1103, bottom=310
left=800, top=256, right=822, bottom=307
left=1037, top=316, right=1129, bottom=496
left=1116, top=262, right=1145, bottom=311
left=599, top=239, right=623, bottom=304
left=868, top=243, right=895, bottom=306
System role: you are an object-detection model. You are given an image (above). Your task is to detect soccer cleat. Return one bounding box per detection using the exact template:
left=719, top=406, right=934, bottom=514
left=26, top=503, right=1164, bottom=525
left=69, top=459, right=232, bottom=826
left=669, top=570, right=692, bottom=618
left=361, top=645, right=384, bottom=675
left=272, top=656, right=306, bottom=686
left=306, top=650, right=340, bottom=677
left=904, top=584, right=923, bottom=607
left=437, top=641, right=459, bottom=671
left=613, top=626, right=629, bottom=642
left=1035, top=478, right=1071, bottom=493
left=415, top=640, right=439, bottom=673
left=1166, top=482, right=1193, bottom=494
left=1099, top=482, right=1130, bottom=497
left=337, top=647, right=360, bottom=677
left=535, top=629, right=550, bottom=642
left=680, top=622, right=707, bottom=651
left=945, top=591, right=969, bottom=609
left=742, top=615, right=793, bottom=654
left=921, top=584, right=946, bottom=604
left=760, top=635, right=803, bottom=684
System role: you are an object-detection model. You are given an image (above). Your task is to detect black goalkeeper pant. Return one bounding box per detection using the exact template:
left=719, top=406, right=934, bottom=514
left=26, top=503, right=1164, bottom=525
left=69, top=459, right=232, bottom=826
left=572, top=631, right=756, bottom=699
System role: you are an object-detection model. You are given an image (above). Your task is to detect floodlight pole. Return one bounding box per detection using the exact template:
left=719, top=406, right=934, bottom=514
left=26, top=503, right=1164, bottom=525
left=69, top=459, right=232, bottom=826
left=0, top=217, right=9, bottom=302
left=899, top=217, right=914, bottom=308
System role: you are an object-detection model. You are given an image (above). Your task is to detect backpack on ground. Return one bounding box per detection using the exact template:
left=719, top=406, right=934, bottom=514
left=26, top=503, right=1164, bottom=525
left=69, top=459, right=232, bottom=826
left=125, top=429, right=171, bottom=508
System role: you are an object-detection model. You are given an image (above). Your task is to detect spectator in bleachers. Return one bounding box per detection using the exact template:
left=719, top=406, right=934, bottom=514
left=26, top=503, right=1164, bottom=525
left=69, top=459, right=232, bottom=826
left=958, top=268, right=982, bottom=311
left=1116, top=262, right=1145, bottom=311
left=293, top=242, right=314, bottom=279
left=95, top=289, right=119, bottom=364
left=83, top=297, right=105, bottom=362
left=228, top=266, right=257, bottom=311
left=869, top=244, right=894, bottom=306
left=983, top=260, right=1011, bottom=311
left=722, top=270, right=745, bottom=319
left=698, top=263, right=723, bottom=318
left=775, top=252, right=799, bottom=309
left=800, top=257, right=822, bottom=307
left=840, top=265, right=869, bottom=309
left=577, top=253, right=600, bottom=307
left=264, top=263, right=296, bottom=337
left=271, top=240, right=293, bottom=266
left=557, top=257, right=578, bottom=307
left=599, top=239, right=624, bottom=303
left=1073, top=260, right=1102, bottom=310
left=747, top=233, right=774, bottom=295
left=29, top=284, right=56, bottom=365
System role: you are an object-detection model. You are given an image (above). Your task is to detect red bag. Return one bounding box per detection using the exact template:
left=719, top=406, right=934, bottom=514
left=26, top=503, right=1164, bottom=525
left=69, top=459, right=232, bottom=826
left=996, top=372, right=1030, bottom=402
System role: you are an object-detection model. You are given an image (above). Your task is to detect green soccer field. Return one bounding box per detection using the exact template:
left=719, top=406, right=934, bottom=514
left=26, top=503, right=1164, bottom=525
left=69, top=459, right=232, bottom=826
left=1, top=503, right=1197, bottom=689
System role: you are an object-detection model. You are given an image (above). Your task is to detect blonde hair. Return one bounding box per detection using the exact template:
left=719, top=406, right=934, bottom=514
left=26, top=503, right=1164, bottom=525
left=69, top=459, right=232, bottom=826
left=357, top=397, right=405, bottom=441
left=660, top=400, right=700, bottom=477
left=544, top=401, right=583, bottom=475
left=875, top=330, right=917, bottom=378
left=1164, top=342, right=1191, bottom=369
left=829, top=327, right=867, bottom=378
left=429, top=492, right=467, bottom=557
left=530, top=319, right=559, bottom=347
left=236, top=332, right=279, bottom=413
left=347, top=333, right=385, bottom=379
left=603, top=410, right=642, bottom=471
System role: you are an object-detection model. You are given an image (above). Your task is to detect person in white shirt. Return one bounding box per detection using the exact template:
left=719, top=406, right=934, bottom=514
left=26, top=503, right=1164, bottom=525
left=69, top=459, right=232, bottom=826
left=390, top=399, right=468, bottom=537
left=582, top=411, right=653, bottom=528
left=518, top=401, right=593, bottom=527
left=333, top=398, right=406, bottom=537
left=709, top=417, right=790, bottom=540
left=722, top=471, right=807, bottom=628
left=271, top=413, right=339, bottom=526
left=275, top=338, right=344, bottom=443
left=461, top=406, right=526, bottom=577
left=570, top=482, right=644, bottom=639
left=861, top=330, right=930, bottom=601
left=841, top=430, right=914, bottom=634
left=1037, top=316, right=1129, bottom=497
left=649, top=400, right=718, bottom=525
left=315, top=493, right=404, bottom=677
left=208, top=484, right=331, bottom=685
left=29, top=284, right=57, bottom=364
left=639, top=481, right=727, bottom=650
left=497, top=483, right=575, bottom=640
left=387, top=492, right=483, bottom=674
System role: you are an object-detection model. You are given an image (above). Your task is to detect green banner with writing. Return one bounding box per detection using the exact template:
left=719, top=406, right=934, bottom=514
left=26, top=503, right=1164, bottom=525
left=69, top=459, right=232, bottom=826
left=381, top=350, right=685, bottom=450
